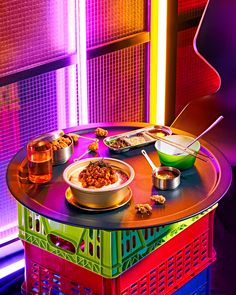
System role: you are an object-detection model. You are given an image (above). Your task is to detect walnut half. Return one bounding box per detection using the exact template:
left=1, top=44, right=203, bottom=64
left=150, top=195, right=166, bottom=205
left=68, top=133, right=79, bottom=144
left=95, top=127, right=108, bottom=137
left=135, top=203, right=152, bottom=215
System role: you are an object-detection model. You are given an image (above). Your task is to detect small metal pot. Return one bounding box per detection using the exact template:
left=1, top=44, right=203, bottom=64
left=35, top=131, right=74, bottom=165
left=141, top=150, right=181, bottom=190
left=152, top=166, right=181, bottom=190
left=52, top=135, right=74, bottom=165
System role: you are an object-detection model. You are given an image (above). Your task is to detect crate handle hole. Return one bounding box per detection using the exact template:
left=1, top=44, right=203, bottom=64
left=89, top=242, right=93, bottom=256
left=132, top=236, right=136, bottom=248
left=49, top=234, right=75, bottom=254
left=126, top=240, right=130, bottom=252
left=79, top=240, right=85, bottom=252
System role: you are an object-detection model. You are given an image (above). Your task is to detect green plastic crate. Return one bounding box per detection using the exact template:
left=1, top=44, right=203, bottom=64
left=18, top=203, right=216, bottom=278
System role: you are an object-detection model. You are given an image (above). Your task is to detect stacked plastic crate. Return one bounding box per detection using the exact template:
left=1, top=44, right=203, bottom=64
left=18, top=203, right=216, bottom=295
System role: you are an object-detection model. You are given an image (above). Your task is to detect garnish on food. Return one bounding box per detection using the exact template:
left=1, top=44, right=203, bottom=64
left=106, top=138, right=130, bottom=149
left=79, top=159, right=118, bottom=188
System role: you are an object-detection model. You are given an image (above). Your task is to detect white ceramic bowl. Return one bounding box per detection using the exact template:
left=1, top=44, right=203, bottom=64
left=63, top=157, right=135, bottom=209
left=155, top=135, right=201, bottom=170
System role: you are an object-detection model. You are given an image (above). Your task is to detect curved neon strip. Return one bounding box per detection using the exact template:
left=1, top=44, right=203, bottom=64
left=193, top=0, right=221, bottom=92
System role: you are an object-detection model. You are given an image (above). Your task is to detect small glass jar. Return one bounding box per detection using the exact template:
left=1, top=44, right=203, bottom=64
left=27, top=140, right=52, bottom=184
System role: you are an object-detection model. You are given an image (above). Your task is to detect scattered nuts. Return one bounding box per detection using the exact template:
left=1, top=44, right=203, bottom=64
left=135, top=203, right=152, bottom=215
left=95, top=127, right=108, bottom=137
left=150, top=195, right=166, bottom=204
left=68, top=133, right=79, bottom=144
left=88, top=140, right=99, bottom=151
left=52, top=136, right=72, bottom=151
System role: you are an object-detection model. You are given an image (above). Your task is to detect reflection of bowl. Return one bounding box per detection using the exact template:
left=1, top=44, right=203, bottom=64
left=52, top=134, right=74, bottom=165
left=63, top=157, right=135, bottom=209
left=155, top=135, right=200, bottom=170
left=153, top=166, right=181, bottom=190
left=148, top=125, right=172, bottom=137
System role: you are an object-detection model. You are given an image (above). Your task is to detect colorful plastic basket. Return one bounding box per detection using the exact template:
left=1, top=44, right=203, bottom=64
left=21, top=211, right=215, bottom=295
left=173, top=266, right=211, bottom=295
left=18, top=203, right=216, bottom=278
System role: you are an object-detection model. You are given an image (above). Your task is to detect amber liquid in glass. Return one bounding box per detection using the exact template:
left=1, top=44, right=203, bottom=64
left=27, top=140, right=52, bottom=183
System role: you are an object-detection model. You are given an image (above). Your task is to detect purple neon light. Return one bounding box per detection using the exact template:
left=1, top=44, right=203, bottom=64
left=0, top=0, right=71, bottom=77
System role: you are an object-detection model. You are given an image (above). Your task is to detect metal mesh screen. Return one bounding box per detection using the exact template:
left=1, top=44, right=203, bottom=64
left=87, top=44, right=146, bottom=123
left=0, top=0, right=75, bottom=77
left=1, top=65, right=79, bottom=241
left=1, top=0, right=148, bottom=246
left=175, top=27, right=220, bottom=116
left=86, top=0, right=146, bottom=48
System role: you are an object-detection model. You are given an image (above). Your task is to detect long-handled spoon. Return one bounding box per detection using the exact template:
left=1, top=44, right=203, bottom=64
left=74, top=139, right=99, bottom=162
left=186, top=115, right=224, bottom=148
left=145, top=132, right=208, bottom=162
left=141, top=150, right=158, bottom=172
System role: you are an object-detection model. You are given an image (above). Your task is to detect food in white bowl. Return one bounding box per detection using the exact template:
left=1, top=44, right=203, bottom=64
left=63, top=157, right=135, bottom=209
left=69, top=159, right=129, bottom=189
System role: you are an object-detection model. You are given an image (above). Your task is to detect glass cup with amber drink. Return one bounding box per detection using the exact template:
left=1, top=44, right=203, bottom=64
left=27, top=139, right=53, bottom=183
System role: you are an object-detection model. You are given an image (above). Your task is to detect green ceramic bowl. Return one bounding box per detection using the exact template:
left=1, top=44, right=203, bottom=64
left=154, top=135, right=201, bottom=170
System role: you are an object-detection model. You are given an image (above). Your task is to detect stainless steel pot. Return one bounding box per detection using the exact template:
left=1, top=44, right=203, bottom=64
left=35, top=130, right=74, bottom=165
left=141, top=150, right=181, bottom=190
left=63, top=157, right=135, bottom=209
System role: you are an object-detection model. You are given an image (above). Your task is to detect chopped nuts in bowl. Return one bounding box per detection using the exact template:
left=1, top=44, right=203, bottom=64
left=34, top=130, right=74, bottom=165
left=52, top=134, right=74, bottom=165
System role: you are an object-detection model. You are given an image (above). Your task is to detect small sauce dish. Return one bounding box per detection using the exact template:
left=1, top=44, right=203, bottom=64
left=141, top=149, right=181, bottom=190
left=153, top=166, right=181, bottom=190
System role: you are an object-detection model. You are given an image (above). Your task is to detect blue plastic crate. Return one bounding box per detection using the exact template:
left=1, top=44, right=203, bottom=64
left=173, top=267, right=210, bottom=295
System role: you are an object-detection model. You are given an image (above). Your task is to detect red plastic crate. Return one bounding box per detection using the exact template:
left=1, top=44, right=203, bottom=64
left=173, top=266, right=211, bottom=295
left=18, top=203, right=215, bottom=278
left=21, top=211, right=215, bottom=295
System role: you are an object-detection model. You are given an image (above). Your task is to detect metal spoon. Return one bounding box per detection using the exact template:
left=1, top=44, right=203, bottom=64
left=186, top=115, right=224, bottom=148
left=74, top=139, right=99, bottom=162
left=141, top=150, right=158, bottom=172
